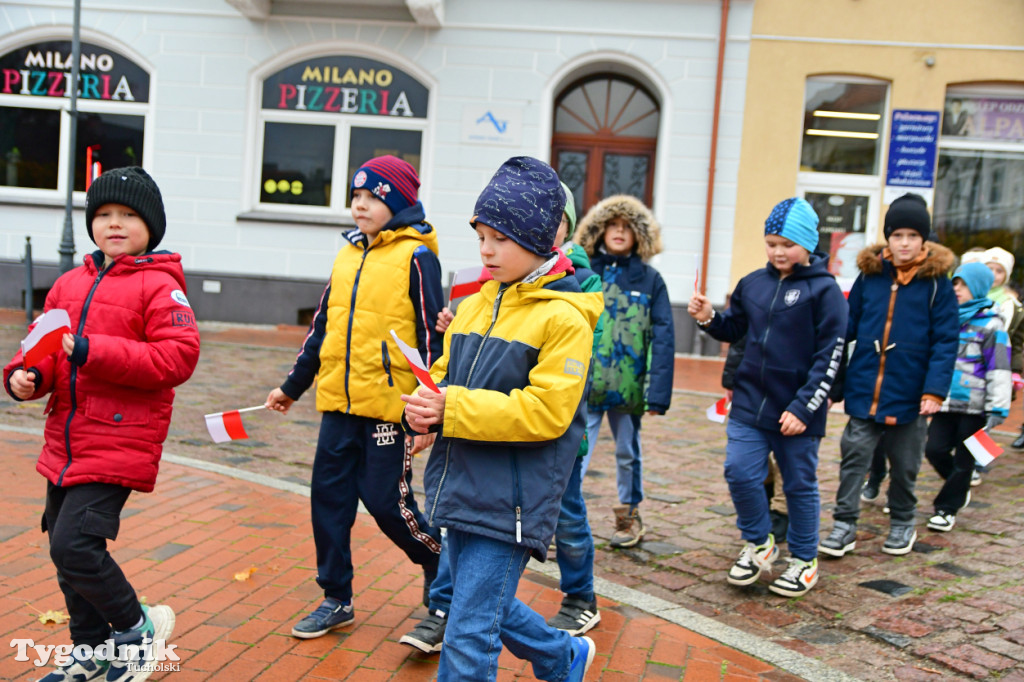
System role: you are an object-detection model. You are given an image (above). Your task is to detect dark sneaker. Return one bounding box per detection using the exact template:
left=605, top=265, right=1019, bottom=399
left=769, top=557, right=819, bottom=597
left=927, top=512, right=955, bottom=532
left=1013, top=426, right=1024, bottom=449
left=399, top=609, right=446, bottom=653
left=727, top=535, right=778, bottom=586
left=291, top=598, right=354, bottom=639
left=565, top=636, right=596, bottom=682
left=818, top=521, right=856, bottom=557
left=547, top=595, right=600, bottom=636
left=38, top=649, right=109, bottom=682
left=609, top=505, right=645, bottom=548
left=860, top=479, right=881, bottom=503
left=105, top=604, right=175, bottom=682
left=882, top=525, right=917, bottom=555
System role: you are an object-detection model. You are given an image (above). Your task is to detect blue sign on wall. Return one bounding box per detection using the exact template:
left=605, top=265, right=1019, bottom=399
left=885, top=109, right=940, bottom=189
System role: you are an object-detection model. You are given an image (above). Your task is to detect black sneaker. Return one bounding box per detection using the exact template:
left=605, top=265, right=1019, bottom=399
left=291, top=598, right=354, bottom=638
left=38, top=648, right=109, bottom=682
left=399, top=609, right=447, bottom=653
left=547, top=595, right=601, bottom=636
left=927, top=511, right=955, bottom=532
left=818, top=521, right=856, bottom=557
left=860, top=479, right=881, bottom=503
left=1013, top=426, right=1024, bottom=449
left=727, top=535, right=778, bottom=586
left=881, top=525, right=917, bottom=555
left=105, top=604, right=175, bottom=682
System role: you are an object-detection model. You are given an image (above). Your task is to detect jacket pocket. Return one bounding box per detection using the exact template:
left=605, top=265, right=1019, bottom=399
left=81, top=507, right=120, bottom=540
left=83, top=394, right=151, bottom=427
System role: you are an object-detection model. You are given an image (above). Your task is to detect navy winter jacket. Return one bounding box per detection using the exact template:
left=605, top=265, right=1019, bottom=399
left=838, top=243, right=958, bottom=424
left=703, top=254, right=847, bottom=437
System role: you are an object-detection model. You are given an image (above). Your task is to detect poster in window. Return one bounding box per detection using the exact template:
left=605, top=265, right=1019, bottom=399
left=804, top=192, right=869, bottom=280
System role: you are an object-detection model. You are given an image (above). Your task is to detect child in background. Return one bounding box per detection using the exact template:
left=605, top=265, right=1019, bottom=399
left=4, top=167, right=200, bottom=682
left=574, top=195, right=675, bottom=548
left=689, top=197, right=847, bottom=596
left=981, top=248, right=1024, bottom=455
left=820, top=193, right=958, bottom=558
left=403, top=156, right=602, bottom=681
left=265, top=155, right=442, bottom=638
left=923, top=262, right=1010, bottom=532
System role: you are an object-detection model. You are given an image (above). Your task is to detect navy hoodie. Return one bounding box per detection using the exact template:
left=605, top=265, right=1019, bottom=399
left=703, top=254, right=848, bottom=437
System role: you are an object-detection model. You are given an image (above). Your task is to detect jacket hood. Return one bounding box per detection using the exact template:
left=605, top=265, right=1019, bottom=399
left=85, top=250, right=188, bottom=290
left=561, top=241, right=592, bottom=271
left=574, top=194, right=662, bottom=261
left=770, top=252, right=835, bottom=280
left=856, top=242, right=955, bottom=279
left=479, top=251, right=603, bottom=332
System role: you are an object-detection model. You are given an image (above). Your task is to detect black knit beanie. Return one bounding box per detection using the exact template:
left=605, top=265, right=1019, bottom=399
left=85, top=167, right=166, bottom=251
left=883, top=193, right=930, bottom=241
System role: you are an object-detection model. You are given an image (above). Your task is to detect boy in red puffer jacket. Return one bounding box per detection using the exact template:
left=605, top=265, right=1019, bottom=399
left=4, top=167, right=200, bottom=682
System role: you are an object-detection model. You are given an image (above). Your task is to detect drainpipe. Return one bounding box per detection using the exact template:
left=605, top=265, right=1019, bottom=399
left=699, top=0, right=729, bottom=296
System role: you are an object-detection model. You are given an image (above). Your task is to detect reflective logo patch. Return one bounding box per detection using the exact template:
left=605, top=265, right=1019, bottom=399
left=564, top=358, right=584, bottom=378
left=784, top=289, right=800, bottom=306
left=171, top=289, right=191, bottom=308
left=353, top=170, right=367, bottom=188
left=373, top=423, right=398, bottom=447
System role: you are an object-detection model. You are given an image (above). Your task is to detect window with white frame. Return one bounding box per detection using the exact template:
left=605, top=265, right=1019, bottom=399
left=797, top=76, right=889, bottom=280
left=0, top=39, right=150, bottom=195
left=933, top=85, right=1024, bottom=287
left=255, top=54, right=429, bottom=214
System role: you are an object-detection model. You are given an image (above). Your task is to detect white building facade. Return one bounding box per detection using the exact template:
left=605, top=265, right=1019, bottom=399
left=0, top=0, right=752, bottom=351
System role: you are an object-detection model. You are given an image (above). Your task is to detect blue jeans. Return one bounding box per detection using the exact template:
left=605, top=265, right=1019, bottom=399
left=439, top=529, right=575, bottom=682
left=724, top=419, right=821, bottom=561
left=555, top=457, right=595, bottom=601
left=581, top=408, right=644, bottom=506
left=427, top=532, right=453, bottom=613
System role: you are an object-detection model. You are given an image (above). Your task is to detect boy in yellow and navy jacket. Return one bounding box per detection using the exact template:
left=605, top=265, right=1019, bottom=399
left=265, top=155, right=442, bottom=638
left=403, top=157, right=603, bottom=681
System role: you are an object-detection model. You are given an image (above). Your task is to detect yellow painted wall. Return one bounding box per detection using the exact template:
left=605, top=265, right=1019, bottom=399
left=730, top=0, right=1024, bottom=286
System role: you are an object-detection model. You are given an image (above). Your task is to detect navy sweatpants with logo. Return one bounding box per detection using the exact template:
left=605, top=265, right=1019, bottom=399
left=311, top=411, right=441, bottom=603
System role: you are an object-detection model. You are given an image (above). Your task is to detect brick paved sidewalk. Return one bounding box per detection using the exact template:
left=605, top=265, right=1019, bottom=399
left=0, top=427, right=788, bottom=682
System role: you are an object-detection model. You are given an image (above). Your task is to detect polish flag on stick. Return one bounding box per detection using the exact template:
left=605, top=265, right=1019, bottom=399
left=448, top=266, right=492, bottom=304
left=390, top=330, right=440, bottom=393
left=706, top=397, right=730, bottom=423
left=204, top=405, right=263, bottom=443
left=21, top=309, right=72, bottom=369
left=964, top=427, right=1004, bottom=467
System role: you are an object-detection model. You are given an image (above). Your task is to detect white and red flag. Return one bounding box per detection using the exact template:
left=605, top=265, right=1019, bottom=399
left=390, top=330, right=440, bottom=393
left=964, top=427, right=1003, bottom=467
left=204, top=405, right=264, bottom=443
left=706, top=397, right=730, bottom=423
left=448, top=266, right=492, bottom=304
left=21, top=309, right=72, bottom=369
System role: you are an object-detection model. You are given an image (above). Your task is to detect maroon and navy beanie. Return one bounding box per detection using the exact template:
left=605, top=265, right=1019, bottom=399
left=350, top=155, right=420, bottom=216
left=470, top=156, right=566, bottom=257
left=85, top=166, right=166, bottom=251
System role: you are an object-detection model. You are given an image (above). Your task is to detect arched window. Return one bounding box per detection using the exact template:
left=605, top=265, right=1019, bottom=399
left=551, top=74, right=659, bottom=215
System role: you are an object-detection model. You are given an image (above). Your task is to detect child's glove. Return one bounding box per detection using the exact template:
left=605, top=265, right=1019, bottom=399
left=1013, top=373, right=1024, bottom=392
left=985, top=413, right=1006, bottom=431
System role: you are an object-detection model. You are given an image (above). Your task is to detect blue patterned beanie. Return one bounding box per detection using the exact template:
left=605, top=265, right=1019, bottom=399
left=763, top=197, right=820, bottom=253
left=471, top=156, right=566, bottom=256
left=953, top=261, right=994, bottom=300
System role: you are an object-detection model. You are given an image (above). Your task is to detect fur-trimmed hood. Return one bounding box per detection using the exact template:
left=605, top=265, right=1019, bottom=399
left=856, top=242, right=955, bottom=279
left=574, top=194, right=662, bottom=261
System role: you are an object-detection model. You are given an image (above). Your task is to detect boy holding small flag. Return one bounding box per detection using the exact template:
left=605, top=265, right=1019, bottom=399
left=402, top=156, right=602, bottom=680
left=3, top=167, right=200, bottom=681
left=263, top=155, right=443, bottom=638
left=923, top=262, right=1010, bottom=532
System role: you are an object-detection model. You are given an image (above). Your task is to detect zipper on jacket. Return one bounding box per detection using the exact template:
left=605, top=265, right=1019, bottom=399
left=428, top=287, right=506, bottom=527
left=511, top=450, right=523, bottom=543
left=755, top=278, right=784, bottom=424
left=381, top=341, right=393, bottom=387
left=869, top=281, right=900, bottom=416
left=343, top=246, right=372, bottom=413
left=58, top=263, right=109, bottom=485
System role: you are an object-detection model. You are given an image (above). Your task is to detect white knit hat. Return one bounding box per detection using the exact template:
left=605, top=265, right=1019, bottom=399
left=984, top=247, right=1015, bottom=277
